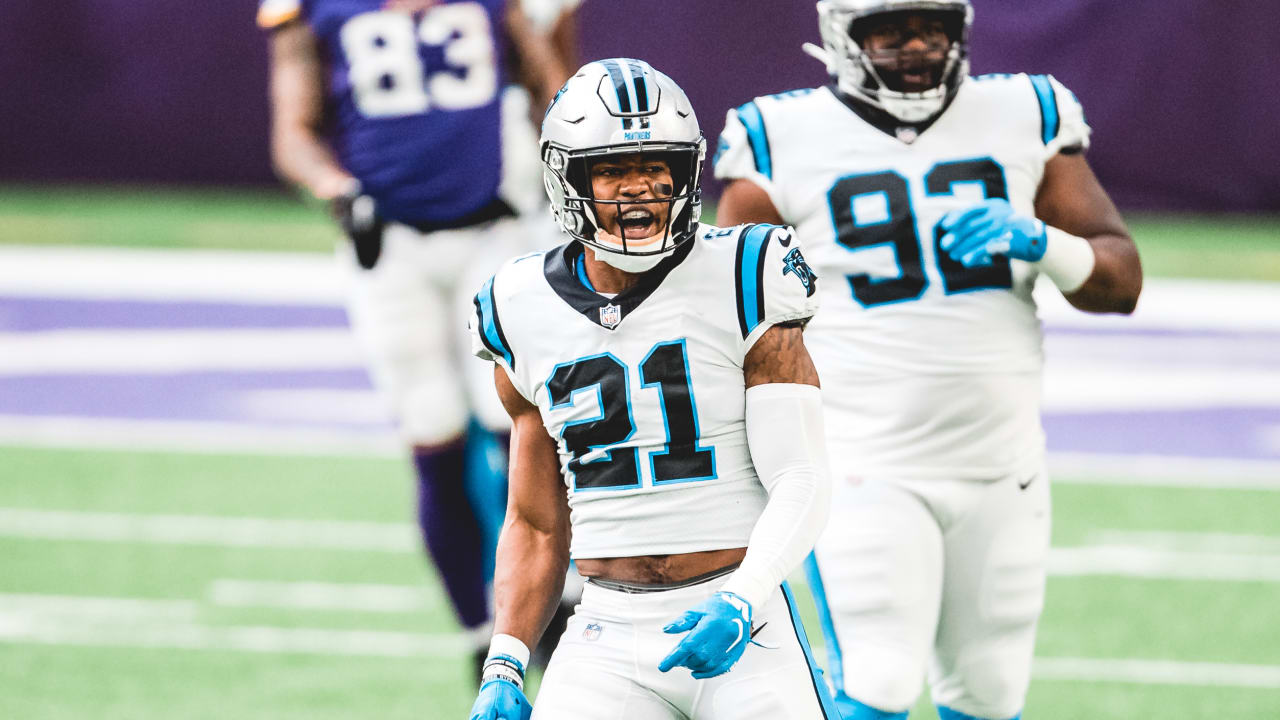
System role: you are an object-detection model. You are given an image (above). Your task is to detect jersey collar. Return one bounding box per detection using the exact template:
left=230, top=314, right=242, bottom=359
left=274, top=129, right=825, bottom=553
left=543, top=238, right=696, bottom=331
left=825, top=81, right=961, bottom=144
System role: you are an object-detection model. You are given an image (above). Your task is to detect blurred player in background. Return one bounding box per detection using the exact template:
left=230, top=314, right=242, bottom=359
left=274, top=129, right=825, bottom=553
left=468, top=59, right=836, bottom=720
left=258, top=0, right=569, bottom=676
left=716, top=1, right=1143, bottom=718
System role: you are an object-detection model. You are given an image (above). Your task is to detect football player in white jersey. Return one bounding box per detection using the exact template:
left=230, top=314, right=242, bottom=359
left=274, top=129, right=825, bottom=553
left=467, top=58, right=838, bottom=720
left=715, top=2, right=1143, bottom=720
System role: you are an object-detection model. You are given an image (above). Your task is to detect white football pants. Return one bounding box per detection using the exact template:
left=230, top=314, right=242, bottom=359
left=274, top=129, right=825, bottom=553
left=811, top=467, right=1050, bottom=720
left=533, top=577, right=840, bottom=719
left=341, top=215, right=536, bottom=447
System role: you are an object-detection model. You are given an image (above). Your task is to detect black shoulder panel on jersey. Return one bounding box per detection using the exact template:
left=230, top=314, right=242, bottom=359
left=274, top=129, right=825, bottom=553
left=734, top=224, right=781, bottom=339
left=543, top=240, right=695, bottom=331
left=474, top=274, right=514, bottom=368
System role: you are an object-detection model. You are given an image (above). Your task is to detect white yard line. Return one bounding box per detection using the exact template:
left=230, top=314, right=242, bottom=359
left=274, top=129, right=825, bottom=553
left=209, top=579, right=431, bottom=613
left=0, top=415, right=400, bottom=457
left=1032, top=657, right=1280, bottom=689
left=0, top=246, right=346, bottom=304
left=1050, top=453, right=1280, bottom=490
left=0, top=508, right=418, bottom=553
left=0, top=618, right=463, bottom=659
left=0, top=328, right=365, bottom=373
left=1089, top=530, right=1280, bottom=555
left=0, top=592, right=197, bottom=622
left=0, top=590, right=1275, bottom=686
left=1048, top=546, right=1280, bottom=582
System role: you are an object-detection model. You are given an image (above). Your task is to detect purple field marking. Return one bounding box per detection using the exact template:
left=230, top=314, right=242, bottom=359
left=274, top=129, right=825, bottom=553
left=0, top=296, right=349, bottom=332
left=0, top=370, right=384, bottom=428
left=1042, top=407, right=1280, bottom=461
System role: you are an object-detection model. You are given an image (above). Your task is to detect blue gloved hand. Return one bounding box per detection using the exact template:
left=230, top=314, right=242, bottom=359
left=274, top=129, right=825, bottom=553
left=658, top=591, right=753, bottom=680
left=938, top=198, right=1047, bottom=267
left=468, top=669, right=532, bottom=720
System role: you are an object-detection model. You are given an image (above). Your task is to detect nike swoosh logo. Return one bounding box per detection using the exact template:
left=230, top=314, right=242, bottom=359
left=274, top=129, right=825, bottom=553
left=1018, top=475, right=1036, bottom=490
left=750, top=622, right=768, bottom=640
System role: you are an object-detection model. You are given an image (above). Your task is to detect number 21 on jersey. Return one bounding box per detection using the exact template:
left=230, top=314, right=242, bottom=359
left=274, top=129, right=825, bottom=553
left=340, top=2, right=496, bottom=118
left=829, top=158, right=1013, bottom=307
left=545, top=339, right=717, bottom=493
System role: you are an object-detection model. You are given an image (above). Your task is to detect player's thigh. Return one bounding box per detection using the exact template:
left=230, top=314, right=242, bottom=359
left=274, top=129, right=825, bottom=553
left=449, top=217, right=534, bottom=433
left=343, top=225, right=469, bottom=445
left=533, top=611, right=680, bottom=720
left=696, top=585, right=838, bottom=720
left=929, top=468, right=1050, bottom=719
left=812, top=475, right=944, bottom=712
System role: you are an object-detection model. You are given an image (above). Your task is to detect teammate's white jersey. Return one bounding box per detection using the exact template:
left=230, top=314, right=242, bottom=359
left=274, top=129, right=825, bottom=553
left=715, top=74, right=1089, bottom=481
left=470, top=224, right=820, bottom=558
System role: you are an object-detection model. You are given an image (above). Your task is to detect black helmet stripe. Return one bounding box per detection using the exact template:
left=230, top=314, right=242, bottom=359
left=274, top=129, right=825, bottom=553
left=626, top=59, right=650, bottom=113
left=602, top=60, right=634, bottom=129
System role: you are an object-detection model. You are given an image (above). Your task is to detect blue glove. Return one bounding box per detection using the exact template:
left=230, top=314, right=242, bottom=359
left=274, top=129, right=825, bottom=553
left=938, top=198, right=1047, bottom=267
left=468, top=676, right=532, bottom=720
left=658, top=591, right=753, bottom=679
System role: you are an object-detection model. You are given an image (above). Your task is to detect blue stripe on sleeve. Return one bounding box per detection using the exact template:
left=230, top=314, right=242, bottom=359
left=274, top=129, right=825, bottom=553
left=782, top=582, right=843, bottom=719
left=1029, top=74, right=1060, bottom=145
left=735, top=101, right=773, bottom=179
left=477, top=277, right=514, bottom=368
left=803, top=554, right=846, bottom=696
left=735, top=224, right=774, bottom=339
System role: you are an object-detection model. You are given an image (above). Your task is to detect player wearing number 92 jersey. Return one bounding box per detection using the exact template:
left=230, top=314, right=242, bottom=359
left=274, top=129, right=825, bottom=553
left=716, top=2, right=1142, bottom=720
left=467, top=60, right=839, bottom=720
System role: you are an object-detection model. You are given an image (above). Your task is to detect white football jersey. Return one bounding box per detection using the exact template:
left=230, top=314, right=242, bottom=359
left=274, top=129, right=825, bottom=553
left=470, top=224, right=820, bottom=559
left=715, top=74, right=1090, bottom=481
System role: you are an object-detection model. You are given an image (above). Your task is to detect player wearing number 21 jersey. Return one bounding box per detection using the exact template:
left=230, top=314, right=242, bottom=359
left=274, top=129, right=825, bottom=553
left=467, top=59, right=838, bottom=720
left=716, top=2, right=1142, bottom=719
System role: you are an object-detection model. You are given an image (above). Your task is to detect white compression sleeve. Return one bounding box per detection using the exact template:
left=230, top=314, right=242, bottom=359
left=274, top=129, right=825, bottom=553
left=1039, top=226, right=1097, bottom=293
left=720, top=383, right=831, bottom=609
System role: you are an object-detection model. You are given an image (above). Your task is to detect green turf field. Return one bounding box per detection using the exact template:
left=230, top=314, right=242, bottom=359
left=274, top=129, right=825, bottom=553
left=1, top=185, right=1278, bottom=282
left=1, top=185, right=1278, bottom=718
left=3, top=446, right=1278, bottom=718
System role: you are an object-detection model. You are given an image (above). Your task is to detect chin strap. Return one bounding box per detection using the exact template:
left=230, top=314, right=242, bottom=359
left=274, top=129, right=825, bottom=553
left=589, top=232, right=672, bottom=273
left=802, top=41, right=835, bottom=71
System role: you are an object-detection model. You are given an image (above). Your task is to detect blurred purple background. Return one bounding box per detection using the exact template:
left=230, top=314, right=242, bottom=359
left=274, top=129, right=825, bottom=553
left=1, top=0, right=1277, bottom=210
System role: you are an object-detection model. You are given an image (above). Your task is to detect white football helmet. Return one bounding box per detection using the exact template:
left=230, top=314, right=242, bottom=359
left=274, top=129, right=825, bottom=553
left=541, top=58, right=705, bottom=273
left=815, top=0, right=972, bottom=123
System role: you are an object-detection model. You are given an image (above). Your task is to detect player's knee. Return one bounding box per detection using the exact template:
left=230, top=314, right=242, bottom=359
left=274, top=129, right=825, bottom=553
left=842, top=648, right=924, bottom=714
left=933, top=652, right=1030, bottom=720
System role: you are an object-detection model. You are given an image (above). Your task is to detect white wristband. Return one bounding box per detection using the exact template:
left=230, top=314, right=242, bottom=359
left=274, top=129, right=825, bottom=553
left=1038, top=226, right=1096, bottom=293
left=486, top=633, right=531, bottom=671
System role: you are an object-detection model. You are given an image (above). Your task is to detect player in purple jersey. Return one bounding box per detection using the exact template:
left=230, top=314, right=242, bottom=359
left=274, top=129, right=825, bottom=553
left=259, top=0, right=568, bottom=680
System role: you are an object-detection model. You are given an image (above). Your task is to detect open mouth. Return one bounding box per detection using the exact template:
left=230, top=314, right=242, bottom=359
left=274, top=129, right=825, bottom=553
left=617, top=208, right=661, bottom=241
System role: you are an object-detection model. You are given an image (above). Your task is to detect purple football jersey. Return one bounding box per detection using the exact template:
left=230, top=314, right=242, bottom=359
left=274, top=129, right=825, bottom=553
left=299, top=0, right=507, bottom=225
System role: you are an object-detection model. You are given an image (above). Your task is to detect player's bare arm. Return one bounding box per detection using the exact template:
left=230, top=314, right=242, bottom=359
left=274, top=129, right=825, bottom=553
left=267, top=20, right=355, bottom=201
left=1034, top=152, right=1143, bottom=314
left=743, top=322, right=820, bottom=388
left=489, top=365, right=571, bottom=649
left=505, top=0, right=572, bottom=109
left=717, top=178, right=785, bottom=227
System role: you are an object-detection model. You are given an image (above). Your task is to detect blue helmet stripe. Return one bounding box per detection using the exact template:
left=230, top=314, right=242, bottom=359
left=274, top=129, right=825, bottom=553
left=736, top=101, right=773, bottom=179
left=601, top=60, right=633, bottom=129
left=476, top=276, right=514, bottom=368
left=1029, top=74, right=1060, bottom=145
left=735, top=224, right=775, bottom=339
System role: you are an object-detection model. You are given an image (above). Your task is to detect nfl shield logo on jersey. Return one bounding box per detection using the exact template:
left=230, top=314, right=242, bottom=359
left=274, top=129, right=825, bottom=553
left=582, top=623, right=603, bottom=641
left=600, top=303, right=623, bottom=329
